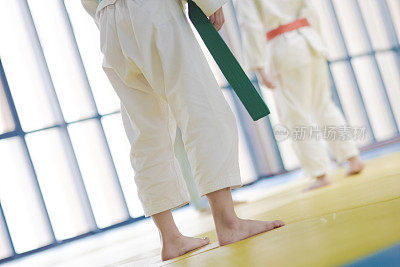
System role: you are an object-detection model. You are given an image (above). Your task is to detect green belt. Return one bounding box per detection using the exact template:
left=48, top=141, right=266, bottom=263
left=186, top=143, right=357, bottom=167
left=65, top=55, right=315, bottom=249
left=98, top=0, right=270, bottom=120
left=188, top=0, right=269, bottom=121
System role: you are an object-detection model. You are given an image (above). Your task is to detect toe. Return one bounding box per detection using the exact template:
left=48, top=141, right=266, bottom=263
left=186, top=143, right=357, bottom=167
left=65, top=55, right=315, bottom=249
left=264, top=220, right=285, bottom=231
left=273, top=220, right=285, bottom=228
left=348, top=163, right=365, bottom=176
left=201, top=237, right=210, bottom=245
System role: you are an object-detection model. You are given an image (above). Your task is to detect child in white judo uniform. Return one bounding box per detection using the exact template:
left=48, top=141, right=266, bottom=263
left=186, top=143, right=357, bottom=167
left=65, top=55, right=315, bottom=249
left=82, top=0, right=284, bottom=260
left=236, top=0, right=365, bottom=191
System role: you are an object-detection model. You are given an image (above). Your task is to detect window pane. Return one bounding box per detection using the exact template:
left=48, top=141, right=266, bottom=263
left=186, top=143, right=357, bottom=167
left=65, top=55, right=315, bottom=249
left=0, top=137, right=53, bottom=253
left=376, top=51, right=400, bottom=128
left=27, top=0, right=96, bottom=122
left=387, top=0, right=400, bottom=41
left=102, top=114, right=144, bottom=218
left=0, top=81, right=14, bottom=134
left=64, top=0, right=120, bottom=114
left=26, top=128, right=93, bottom=240
left=330, top=62, right=371, bottom=146
left=352, top=56, right=396, bottom=141
left=332, top=0, right=371, bottom=55
left=68, top=119, right=130, bottom=227
left=0, top=211, right=13, bottom=259
left=357, top=0, right=394, bottom=50
left=311, top=0, right=347, bottom=60
left=0, top=0, right=59, bottom=131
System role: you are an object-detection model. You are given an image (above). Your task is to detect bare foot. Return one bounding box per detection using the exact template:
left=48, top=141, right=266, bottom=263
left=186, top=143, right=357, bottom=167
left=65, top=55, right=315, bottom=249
left=347, top=155, right=365, bottom=176
left=162, top=236, right=210, bottom=261
left=304, top=174, right=331, bottom=192
left=217, top=218, right=285, bottom=246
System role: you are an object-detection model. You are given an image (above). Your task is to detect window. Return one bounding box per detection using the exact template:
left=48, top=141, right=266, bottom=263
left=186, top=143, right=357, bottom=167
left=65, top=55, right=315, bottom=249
left=0, top=0, right=142, bottom=261
left=331, top=0, right=371, bottom=56
left=1, top=0, right=399, bottom=263
left=0, top=82, right=14, bottom=134
left=324, top=0, right=400, bottom=143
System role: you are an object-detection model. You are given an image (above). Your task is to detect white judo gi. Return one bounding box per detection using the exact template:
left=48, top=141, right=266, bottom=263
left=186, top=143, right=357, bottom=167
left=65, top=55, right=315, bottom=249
left=82, top=0, right=241, bottom=216
left=236, top=0, right=359, bottom=177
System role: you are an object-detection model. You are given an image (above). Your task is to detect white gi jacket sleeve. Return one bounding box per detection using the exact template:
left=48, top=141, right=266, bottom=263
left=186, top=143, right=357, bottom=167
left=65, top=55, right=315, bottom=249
left=82, top=0, right=227, bottom=18
left=191, top=0, right=229, bottom=16
left=298, top=0, right=327, bottom=57
left=236, top=0, right=267, bottom=70
left=81, top=0, right=98, bottom=18
left=298, top=0, right=321, bottom=35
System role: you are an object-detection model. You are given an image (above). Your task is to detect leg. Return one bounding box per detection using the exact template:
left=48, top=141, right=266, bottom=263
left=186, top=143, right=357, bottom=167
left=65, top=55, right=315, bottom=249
left=152, top=210, right=209, bottom=261
left=102, top=0, right=284, bottom=258
left=155, top=1, right=285, bottom=244
left=108, top=69, right=209, bottom=261
left=310, top=55, right=364, bottom=175
left=156, top=1, right=243, bottom=197
left=207, top=188, right=285, bottom=246
left=275, top=62, right=332, bottom=189
left=98, top=1, right=208, bottom=261
left=109, top=70, right=190, bottom=216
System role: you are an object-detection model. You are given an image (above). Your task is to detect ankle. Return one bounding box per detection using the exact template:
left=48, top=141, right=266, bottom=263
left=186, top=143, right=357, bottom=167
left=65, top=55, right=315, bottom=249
left=215, top=214, right=240, bottom=229
left=161, top=231, right=183, bottom=245
left=348, top=155, right=361, bottom=163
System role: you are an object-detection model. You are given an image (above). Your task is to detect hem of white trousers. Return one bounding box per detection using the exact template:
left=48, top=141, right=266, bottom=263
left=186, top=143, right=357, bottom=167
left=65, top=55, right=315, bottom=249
left=306, top=148, right=360, bottom=178
left=336, top=150, right=360, bottom=164
left=143, top=194, right=190, bottom=217
left=198, top=174, right=242, bottom=197
left=307, top=169, right=329, bottom=178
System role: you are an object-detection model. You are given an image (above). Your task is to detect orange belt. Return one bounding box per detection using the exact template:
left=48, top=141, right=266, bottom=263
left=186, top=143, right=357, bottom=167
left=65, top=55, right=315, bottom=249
left=266, top=18, right=310, bottom=41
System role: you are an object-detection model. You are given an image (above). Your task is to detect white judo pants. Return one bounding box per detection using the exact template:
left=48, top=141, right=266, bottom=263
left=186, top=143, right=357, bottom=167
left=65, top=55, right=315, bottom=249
left=272, top=33, right=359, bottom=177
left=96, top=0, right=241, bottom=216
